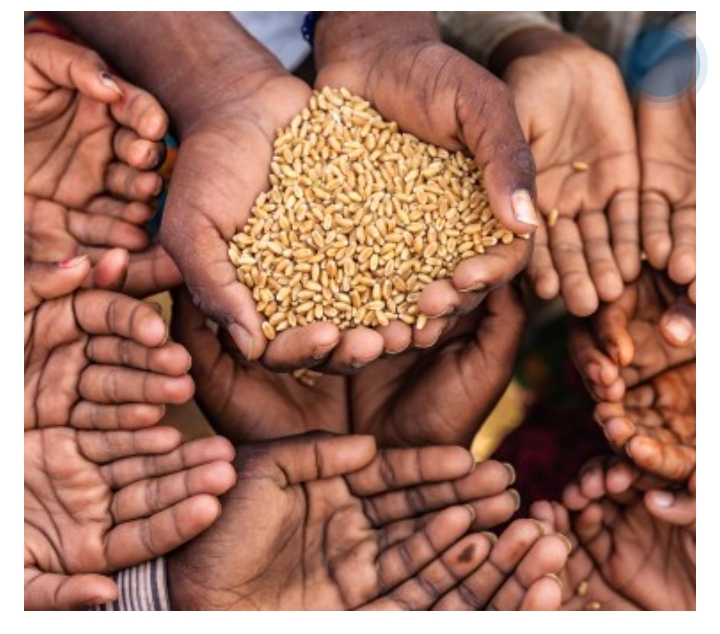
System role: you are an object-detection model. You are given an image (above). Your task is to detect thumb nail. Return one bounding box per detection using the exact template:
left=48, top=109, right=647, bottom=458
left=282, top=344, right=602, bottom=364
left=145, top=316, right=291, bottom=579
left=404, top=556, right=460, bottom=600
left=100, top=71, right=124, bottom=97
left=58, top=255, right=88, bottom=268
left=663, top=316, right=694, bottom=345
left=511, top=189, right=538, bottom=227
left=228, top=323, right=257, bottom=360
left=650, top=490, right=674, bottom=508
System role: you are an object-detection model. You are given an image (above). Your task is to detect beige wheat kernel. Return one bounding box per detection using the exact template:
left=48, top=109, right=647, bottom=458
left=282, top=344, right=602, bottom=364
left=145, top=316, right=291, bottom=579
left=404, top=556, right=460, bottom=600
left=229, top=87, right=518, bottom=336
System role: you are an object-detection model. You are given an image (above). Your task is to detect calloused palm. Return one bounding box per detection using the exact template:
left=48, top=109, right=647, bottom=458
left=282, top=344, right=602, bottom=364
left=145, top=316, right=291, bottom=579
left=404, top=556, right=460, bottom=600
left=25, top=427, right=237, bottom=610
left=531, top=457, right=695, bottom=611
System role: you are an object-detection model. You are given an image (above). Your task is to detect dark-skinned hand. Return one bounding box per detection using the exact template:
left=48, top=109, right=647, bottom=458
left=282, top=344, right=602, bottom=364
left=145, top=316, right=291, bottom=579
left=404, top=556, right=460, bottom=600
left=531, top=456, right=695, bottom=611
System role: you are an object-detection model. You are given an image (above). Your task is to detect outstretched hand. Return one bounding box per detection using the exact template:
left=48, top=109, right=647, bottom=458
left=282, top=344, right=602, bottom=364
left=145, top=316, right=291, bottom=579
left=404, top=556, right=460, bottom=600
left=24, top=33, right=180, bottom=297
left=531, top=456, right=695, bottom=611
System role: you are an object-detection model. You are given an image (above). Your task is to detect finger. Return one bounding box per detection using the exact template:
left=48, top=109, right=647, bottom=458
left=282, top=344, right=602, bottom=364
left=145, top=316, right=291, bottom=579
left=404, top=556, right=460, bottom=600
left=526, top=219, right=560, bottom=300
left=412, top=315, right=450, bottom=349
left=432, top=518, right=546, bottom=610
left=594, top=403, right=636, bottom=449
left=24, top=34, right=123, bottom=104
left=86, top=337, right=192, bottom=376
left=641, top=191, right=672, bottom=270
left=568, top=323, right=619, bottom=388
left=659, top=295, right=696, bottom=348
left=644, top=489, right=696, bottom=533
left=123, top=245, right=183, bottom=298
left=687, top=279, right=696, bottom=304
left=608, top=190, right=641, bottom=283
left=78, top=365, right=195, bottom=405
left=260, top=323, right=341, bottom=372
left=105, top=494, right=222, bottom=569
left=70, top=402, right=167, bottom=430
left=318, top=327, right=385, bottom=374
left=113, top=126, right=166, bottom=170
left=74, top=289, right=168, bottom=346
left=626, top=436, right=696, bottom=482
left=108, top=75, right=169, bottom=141
left=376, top=505, right=476, bottom=592
left=347, top=446, right=475, bottom=497
left=24, top=568, right=117, bottom=611
left=111, top=460, right=237, bottom=522
left=463, top=77, right=538, bottom=235
left=85, top=197, right=155, bottom=225
left=549, top=215, right=598, bottom=317
left=668, top=206, right=696, bottom=286
left=376, top=533, right=494, bottom=611
left=517, top=574, right=564, bottom=610
left=578, top=206, right=624, bottom=302
left=78, top=426, right=182, bottom=463
left=418, top=279, right=484, bottom=319
left=363, top=459, right=514, bottom=524
left=488, top=534, right=569, bottom=610
left=375, top=319, right=413, bottom=355
left=24, top=256, right=91, bottom=312
left=105, top=162, right=164, bottom=202
left=68, top=208, right=150, bottom=251
left=87, top=246, right=130, bottom=292
left=452, top=239, right=530, bottom=293
left=102, top=435, right=236, bottom=489
left=237, top=432, right=377, bottom=486
left=592, top=303, right=634, bottom=367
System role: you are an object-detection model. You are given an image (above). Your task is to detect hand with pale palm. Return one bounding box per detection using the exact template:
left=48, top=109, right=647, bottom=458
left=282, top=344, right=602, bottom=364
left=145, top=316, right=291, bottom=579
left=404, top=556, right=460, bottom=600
left=496, top=28, right=641, bottom=317
left=531, top=456, right=695, bottom=611
left=25, top=426, right=237, bottom=610
left=24, top=33, right=180, bottom=296
left=25, top=254, right=194, bottom=431
left=166, top=432, right=565, bottom=610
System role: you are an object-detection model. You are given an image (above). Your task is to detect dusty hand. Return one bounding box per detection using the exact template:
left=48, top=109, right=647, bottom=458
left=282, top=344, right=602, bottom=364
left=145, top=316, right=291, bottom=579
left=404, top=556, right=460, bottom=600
left=24, top=33, right=179, bottom=296
left=24, top=427, right=236, bottom=610
left=500, top=29, right=640, bottom=316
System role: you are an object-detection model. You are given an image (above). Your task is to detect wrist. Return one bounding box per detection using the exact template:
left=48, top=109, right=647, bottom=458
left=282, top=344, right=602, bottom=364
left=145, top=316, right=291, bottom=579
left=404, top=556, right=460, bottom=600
left=490, top=26, right=589, bottom=76
left=314, top=12, right=439, bottom=70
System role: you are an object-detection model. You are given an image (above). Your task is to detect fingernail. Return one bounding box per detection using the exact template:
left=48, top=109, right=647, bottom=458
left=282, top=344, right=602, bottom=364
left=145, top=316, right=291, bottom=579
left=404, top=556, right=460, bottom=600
left=503, top=462, right=516, bottom=485
left=651, top=491, right=674, bottom=508
left=152, top=176, right=164, bottom=196
left=464, top=504, right=477, bottom=521
left=481, top=531, right=498, bottom=546
left=664, top=316, right=693, bottom=344
left=556, top=532, right=574, bottom=553
left=312, top=342, right=336, bottom=361
left=544, top=573, right=563, bottom=589
left=458, top=281, right=486, bottom=293
left=100, top=71, right=124, bottom=97
left=350, top=358, right=366, bottom=370
left=512, top=189, right=538, bottom=227
left=530, top=518, right=547, bottom=536
left=228, top=323, right=256, bottom=360
left=509, top=489, right=521, bottom=511
left=58, top=255, right=88, bottom=268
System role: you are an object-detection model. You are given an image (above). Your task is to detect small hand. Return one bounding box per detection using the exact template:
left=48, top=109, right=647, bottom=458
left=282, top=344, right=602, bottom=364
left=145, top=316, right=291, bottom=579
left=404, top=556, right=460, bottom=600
left=24, top=427, right=236, bottom=610
left=500, top=30, right=640, bottom=316
left=531, top=456, right=695, bottom=611
left=25, top=254, right=194, bottom=431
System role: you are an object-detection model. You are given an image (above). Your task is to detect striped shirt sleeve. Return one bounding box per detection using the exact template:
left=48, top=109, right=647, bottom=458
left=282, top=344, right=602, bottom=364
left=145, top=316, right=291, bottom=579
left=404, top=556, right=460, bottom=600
left=94, top=557, right=170, bottom=611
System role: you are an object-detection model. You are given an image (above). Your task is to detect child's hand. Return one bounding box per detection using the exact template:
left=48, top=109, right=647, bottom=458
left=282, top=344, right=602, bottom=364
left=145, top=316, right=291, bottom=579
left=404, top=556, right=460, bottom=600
left=500, top=29, right=641, bottom=316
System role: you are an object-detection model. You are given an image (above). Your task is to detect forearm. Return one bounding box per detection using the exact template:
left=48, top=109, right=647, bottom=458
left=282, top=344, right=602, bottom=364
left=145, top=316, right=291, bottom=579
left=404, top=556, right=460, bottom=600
left=52, top=12, right=287, bottom=137
left=314, top=11, right=439, bottom=67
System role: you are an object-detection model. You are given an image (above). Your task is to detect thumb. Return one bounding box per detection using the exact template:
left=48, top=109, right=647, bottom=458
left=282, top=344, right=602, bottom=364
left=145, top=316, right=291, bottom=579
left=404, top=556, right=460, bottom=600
left=25, top=256, right=91, bottom=312
left=24, top=569, right=118, bottom=610
left=644, top=489, right=696, bottom=535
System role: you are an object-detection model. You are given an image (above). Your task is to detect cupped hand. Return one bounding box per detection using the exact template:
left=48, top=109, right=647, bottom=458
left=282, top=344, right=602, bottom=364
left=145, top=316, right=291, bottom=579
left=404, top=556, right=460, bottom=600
left=24, top=427, right=236, bottom=610
left=25, top=255, right=194, bottom=431
left=166, top=432, right=520, bottom=610
left=531, top=456, right=695, bottom=611
left=350, top=284, right=525, bottom=447
left=501, top=30, right=640, bottom=316
left=24, top=33, right=180, bottom=297
left=313, top=12, right=535, bottom=349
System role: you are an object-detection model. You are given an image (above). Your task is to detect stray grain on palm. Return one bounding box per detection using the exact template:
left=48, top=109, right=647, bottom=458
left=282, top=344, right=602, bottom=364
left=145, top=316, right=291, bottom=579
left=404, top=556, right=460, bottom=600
left=228, top=87, right=517, bottom=339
